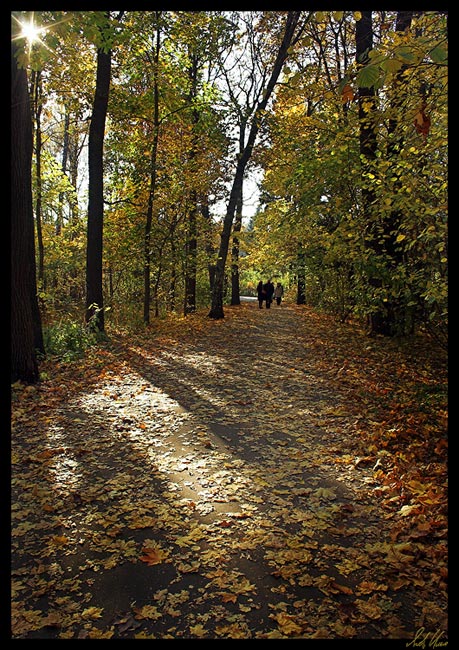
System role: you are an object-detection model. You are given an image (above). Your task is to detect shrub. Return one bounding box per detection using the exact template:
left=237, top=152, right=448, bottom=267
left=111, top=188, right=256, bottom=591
left=43, top=320, right=98, bottom=362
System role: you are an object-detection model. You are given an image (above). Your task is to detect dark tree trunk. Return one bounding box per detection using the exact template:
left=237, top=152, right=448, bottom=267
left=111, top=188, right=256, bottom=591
left=143, top=124, right=159, bottom=324
left=184, top=201, right=198, bottom=315
left=169, top=235, right=177, bottom=312
left=57, top=109, right=70, bottom=236
left=86, top=41, right=111, bottom=331
left=208, top=164, right=244, bottom=319
left=356, top=12, right=377, bottom=173
left=143, top=15, right=161, bottom=325
left=296, top=247, right=306, bottom=305
left=31, top=70, right=45, bottom=287
left=356, top=12, right=384, bottom=335
left=358, top=11, right=414, bottom=337
left=184, top=52, right=200, bottom=316
left=208, top=11, right=307, bottom=319
left=381, top=10, right=414, bottom=336
left=11, top=43, right=44, bottom=382
left=230, top=188, right=243, bottom=305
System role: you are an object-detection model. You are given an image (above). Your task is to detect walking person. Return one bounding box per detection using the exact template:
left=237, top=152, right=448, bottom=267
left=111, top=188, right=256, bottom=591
left=263, top=279, right=275, bottom=309
left=256, top=280, right=265, bottom=309
left=274, top=282, right=284, bottom=306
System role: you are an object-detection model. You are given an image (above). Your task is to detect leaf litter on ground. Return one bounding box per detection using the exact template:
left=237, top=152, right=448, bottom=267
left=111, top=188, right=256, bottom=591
left=11, top=303, right=447, bottom=640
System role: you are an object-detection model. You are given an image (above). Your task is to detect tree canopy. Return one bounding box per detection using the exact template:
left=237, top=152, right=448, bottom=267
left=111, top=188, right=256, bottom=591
left=11, top=10, right=447, bottom=379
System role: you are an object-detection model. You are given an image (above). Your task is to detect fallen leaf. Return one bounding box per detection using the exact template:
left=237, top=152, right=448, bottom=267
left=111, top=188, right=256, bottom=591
left=139, top=545, right=169, bottom=566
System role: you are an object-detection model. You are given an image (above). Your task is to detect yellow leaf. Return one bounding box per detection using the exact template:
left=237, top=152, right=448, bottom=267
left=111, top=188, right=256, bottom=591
left=128, top=515, right=157, bottom=529
left=356, top=598, right=384, bottom=620
left=189, top=624, right=207, bottom=637
left=398, top=504, right=419, bottom=516
left=314, top=487, right=336, bottom=499
left=357, top=580, right=388, bottom=595
left=272, top=612, right=303, bottom=635
left=88, top=628, right=114, bottom=639
left=82, top=607, right=104, bottom=620
left=134, top=605, right=162, bottom=620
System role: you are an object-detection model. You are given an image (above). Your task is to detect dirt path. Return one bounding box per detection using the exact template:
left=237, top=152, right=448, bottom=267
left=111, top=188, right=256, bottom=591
left=11, top=302, right=448, bottom=640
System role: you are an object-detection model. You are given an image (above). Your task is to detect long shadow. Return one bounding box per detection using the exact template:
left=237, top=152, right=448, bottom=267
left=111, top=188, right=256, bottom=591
left=12, top=303, right=446, bottom=638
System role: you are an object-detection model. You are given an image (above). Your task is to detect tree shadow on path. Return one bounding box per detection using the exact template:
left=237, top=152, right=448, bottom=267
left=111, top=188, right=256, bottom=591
left=11, top=302, right=448, bottom=640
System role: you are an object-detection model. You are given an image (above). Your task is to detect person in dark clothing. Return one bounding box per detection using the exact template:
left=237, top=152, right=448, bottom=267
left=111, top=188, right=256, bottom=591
left=263, top=279, right=275, bottom=308
left=256, top=280, right=265, bottom=309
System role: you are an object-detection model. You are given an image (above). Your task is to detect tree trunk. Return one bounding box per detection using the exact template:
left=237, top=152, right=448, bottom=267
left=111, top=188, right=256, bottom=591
left=208, top=11, right=307, bottom=319
left=381, top=10, right=414, bottom=336
left=169, top=235, right=177, bottom=312
left=11, top=43, right=44, bottom=382
left=358, top=11, right=414, bottom=337
left=184, top=201, right=198, bottom=314
left=31, top=70, right=45, bottom=287
left=356, top=12, right=383, bottom=335
left=143, top=15, right=161, bottom=325
left=296, top=247, right=306, bottom=305
left=86, top=40, right=111, bottom=331
left=230, top=188, right=243, bottom=305
left=184, top=52, right=200, bottom=316
left=57, top=108, right=70, bottom=236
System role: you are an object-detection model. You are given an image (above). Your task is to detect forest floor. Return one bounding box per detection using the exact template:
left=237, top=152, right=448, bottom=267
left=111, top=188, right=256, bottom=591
left=11, top=301, right=448, bottom=641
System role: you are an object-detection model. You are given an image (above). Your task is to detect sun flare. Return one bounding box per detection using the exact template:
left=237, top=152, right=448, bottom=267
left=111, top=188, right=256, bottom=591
left=20, top=18, right=43, bottom=44
left=12, top=12, right=50, bottom=53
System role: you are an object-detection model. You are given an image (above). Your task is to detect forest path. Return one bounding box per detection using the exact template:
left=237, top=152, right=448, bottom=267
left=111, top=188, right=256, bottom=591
left=11, top=301, right=448, bottom=640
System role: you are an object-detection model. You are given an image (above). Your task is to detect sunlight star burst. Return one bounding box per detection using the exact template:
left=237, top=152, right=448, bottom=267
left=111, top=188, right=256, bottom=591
left=12, top=12, right=50, bottom=54
left=20, top=18, right=43, bottom=44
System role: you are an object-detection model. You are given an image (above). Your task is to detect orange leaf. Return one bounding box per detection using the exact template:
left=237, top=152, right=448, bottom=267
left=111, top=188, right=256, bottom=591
left=139, top=547, right=165, bottom=566
left=221, top=593, right=237, bottom=603
left=341, top=84, right=354, bottom=103
left=36, top=447, right=66, bottom=460
left=414, top=110, right=431, bottom=138
left=331, top=581, right=353, bottom=595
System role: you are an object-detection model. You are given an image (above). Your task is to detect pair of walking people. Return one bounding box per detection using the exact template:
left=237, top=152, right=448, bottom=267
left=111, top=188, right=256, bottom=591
left=257, top=280, right=283, bottom=309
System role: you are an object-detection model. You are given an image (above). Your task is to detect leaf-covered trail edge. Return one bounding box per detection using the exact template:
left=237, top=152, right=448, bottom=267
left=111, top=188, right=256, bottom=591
left=11, top=302, right=448, bottom=640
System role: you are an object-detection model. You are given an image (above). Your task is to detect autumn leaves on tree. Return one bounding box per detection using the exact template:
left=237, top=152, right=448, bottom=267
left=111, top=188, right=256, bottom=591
left=11, top=11, right=447, bottom=382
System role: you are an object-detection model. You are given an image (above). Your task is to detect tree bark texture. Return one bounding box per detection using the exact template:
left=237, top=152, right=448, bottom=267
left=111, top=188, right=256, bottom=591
left=356, top=12, right=385, bottom=336
left=143, top=17, right=161, bottom=324
left=11, top=44, right=44, bottom=382
left=296, top=247, right=306, bottom=305
left=230, top=188, right=243, bottom=305
left=86, top=44, right=111, bottom=330
left=184, top=202, right=198, bottom=315
left=357, top=11, right=415, bottom=337
left=184, top=52, right=200, bottom=316
left=381, top=10, right=414, bottom=336
left=31, top=70, right=45, bottom=286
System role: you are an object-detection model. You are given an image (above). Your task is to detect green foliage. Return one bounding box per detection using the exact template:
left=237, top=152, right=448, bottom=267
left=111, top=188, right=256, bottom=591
left=250, top=10, right=447, bottom=340
left=43, top=320, right=98, bottom=362
left=22, top=10, right=446, bottom=340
